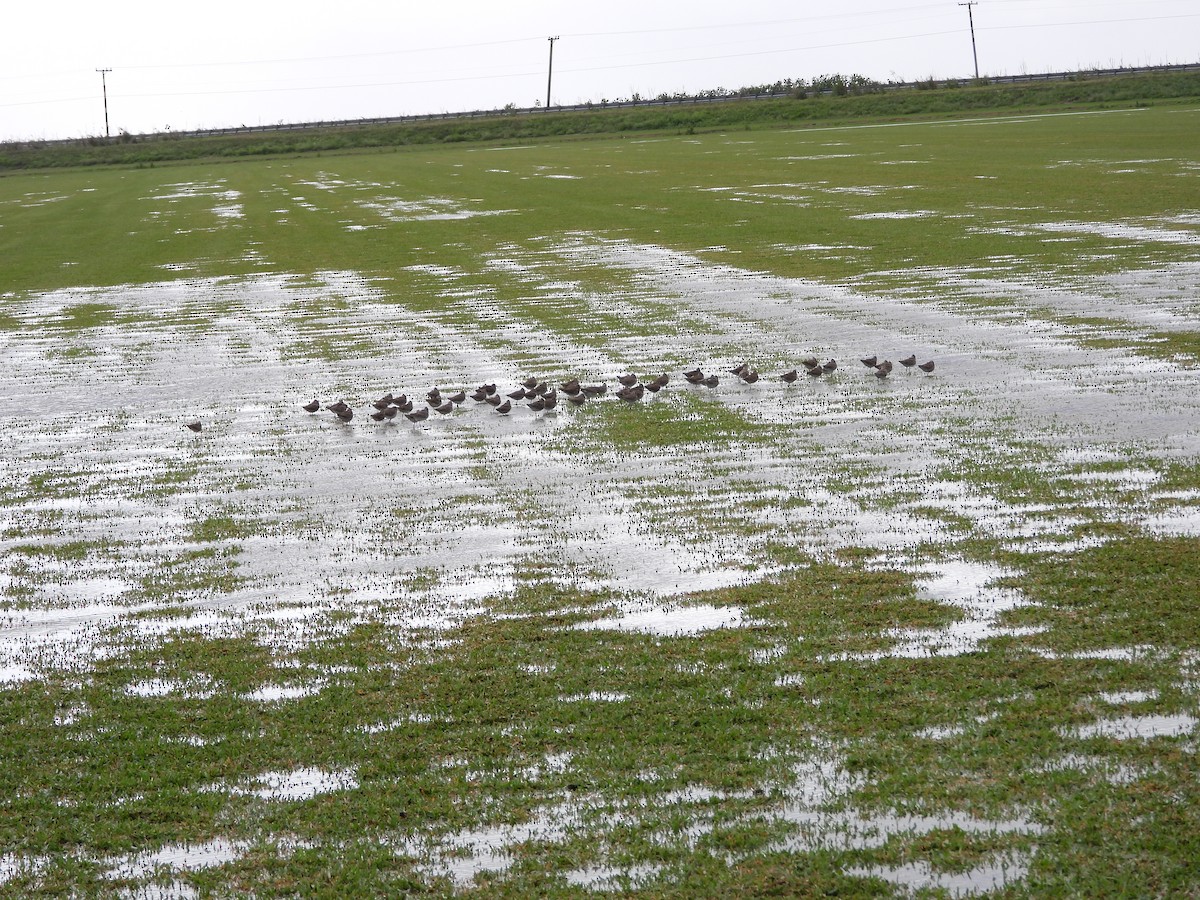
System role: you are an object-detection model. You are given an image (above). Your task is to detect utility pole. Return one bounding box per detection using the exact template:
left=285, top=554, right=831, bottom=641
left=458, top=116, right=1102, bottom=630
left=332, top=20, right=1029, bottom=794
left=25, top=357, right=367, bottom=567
left=958, top=2, right=979, bottom=80
left=96, top=68, right=112, bottom=138
left=546, top=36, right=559, bottom=109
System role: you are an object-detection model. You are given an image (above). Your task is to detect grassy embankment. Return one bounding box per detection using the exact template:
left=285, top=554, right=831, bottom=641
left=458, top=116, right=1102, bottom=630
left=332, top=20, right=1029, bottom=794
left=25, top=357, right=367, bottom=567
left=2, top=68, right=1199, bottom=170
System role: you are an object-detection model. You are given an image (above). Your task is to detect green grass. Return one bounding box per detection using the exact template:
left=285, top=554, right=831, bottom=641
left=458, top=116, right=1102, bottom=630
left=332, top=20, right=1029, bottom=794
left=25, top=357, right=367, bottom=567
left=4, top=541, right=1197, bottom=893
left=1, top=99, right=1199, bottom=895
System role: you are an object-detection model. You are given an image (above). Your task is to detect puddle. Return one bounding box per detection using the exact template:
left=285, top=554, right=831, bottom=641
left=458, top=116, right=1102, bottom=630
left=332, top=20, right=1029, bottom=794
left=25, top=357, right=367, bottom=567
left=397, top=801, right=586, bottom=889
left=845, top=854, right=1033, bottom=898
left=559, top=691, right=629, bottom=702
left=1039, top=753, right=1151, bottom=786
left=824, top=559, right=1040, bottom=660
left=224, top=766, right=359, bottom=801
left=125, top=678, right=217, bottom=699
left=573, top=602, right=751, bottom=636
left=105, top=838, right=246, bottom=880
left=562, top=863, right=662, bottom=890
left=1033, top=220, right=1200, bottom=246
left=1066, top=713, right=1197, bottom=741
left=4, top=241, right=1199, bottom=690
left=242, top=682, right=325, bottom=702
left=1097, top=690, right=1157, bottom=704
left=0, top=855, right=47, bottom=885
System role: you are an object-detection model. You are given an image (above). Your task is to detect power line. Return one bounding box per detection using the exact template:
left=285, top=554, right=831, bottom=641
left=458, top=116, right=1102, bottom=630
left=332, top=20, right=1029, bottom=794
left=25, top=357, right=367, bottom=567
left=1, top=11, right=1196, bottom=111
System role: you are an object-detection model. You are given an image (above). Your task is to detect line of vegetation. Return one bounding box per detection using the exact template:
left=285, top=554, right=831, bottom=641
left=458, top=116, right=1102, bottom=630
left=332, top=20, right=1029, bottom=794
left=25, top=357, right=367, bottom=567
left=2, top=68, right=1198, bottom=172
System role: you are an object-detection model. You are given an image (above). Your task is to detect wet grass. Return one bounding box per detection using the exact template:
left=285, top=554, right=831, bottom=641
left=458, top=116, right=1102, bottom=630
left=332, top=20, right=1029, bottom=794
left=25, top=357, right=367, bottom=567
left=1, top=104, right=1199, bottom=895
left=4, top=539, right=1198, bottom=894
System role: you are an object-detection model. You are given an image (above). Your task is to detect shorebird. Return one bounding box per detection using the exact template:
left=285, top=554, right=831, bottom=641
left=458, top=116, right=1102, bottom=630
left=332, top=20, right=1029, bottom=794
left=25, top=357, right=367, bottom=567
left=806, top=365, right=824, bottom=377
left=561, top=378, right=581, bottom=394
left=730, top=362, right=749, bottom=376
left=495, top=399, right=512, bottom=414
left=781, top=369, right=799, bottom=383
left=822, top=359, right=838, bottom=374
left=301, top=400, right=320, bottom=413
left=876, top=359, right=894, bottom=374
left=521, top=376, right=538, bottom=389
left=875, top=366, right=890, bottom=379
left=390, top=394, right=408, bottom=408
left=918, top=360, right=935, bottom=373
left=899, top=354, right=917, bottom=371
left=470, top=389, right=489, bottom=402
left=426, top=389, right=443, bottom=404
left=683, top=367, right=703, bottom=381
left=372, top=394, right=394, bottom=410
left=860, top=355, right=877, bottom=368
left=434, top=400, right=455, bottom=415
left=369, top=410, right=387, bottom=422
left=542, top=391, right=558, bottom=409
left=617, top=373, right=638, bottom=387
left=740, top=369, right=760, bottom=384
left=448, top=390, right=467, bottom=404
left=334, top=407, right=353, bottom=422
left=800, top=355, right=819, bottom=369
left=702, top=374, right=720, bottom=388
left=405, top=407, right=429, bottom=422
left=582, top=382, right=608, bottom=395
left=506, top=388, right=526, bottom=400
left=644, top=379, right=664, bottom=393
left=567, top=392, right=587, bottom=405
left=325, top=400, right=349, bottom=414
left=396, top=399, right=414, bottom=413
left=527, top=398, right=546, bottom=412
left=618, top=385, right=644, bottom=402
left=381, top=407, right=398, bottom=420
left=185, top=420, right=202, bottom=432
left=485, top=394, right=502, bottom=406
left=480, top=383, right=498, bottom=396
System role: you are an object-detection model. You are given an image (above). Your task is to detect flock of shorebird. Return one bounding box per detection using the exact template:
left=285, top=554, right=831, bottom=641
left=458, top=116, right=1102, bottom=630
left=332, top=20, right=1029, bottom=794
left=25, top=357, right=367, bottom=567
left=289, top=353, right=935, bottom=426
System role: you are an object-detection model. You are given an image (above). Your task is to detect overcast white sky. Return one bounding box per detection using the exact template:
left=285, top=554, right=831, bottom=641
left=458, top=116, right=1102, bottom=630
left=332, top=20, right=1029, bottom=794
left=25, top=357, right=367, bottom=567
left=2, top=0, right=1196, bottom=141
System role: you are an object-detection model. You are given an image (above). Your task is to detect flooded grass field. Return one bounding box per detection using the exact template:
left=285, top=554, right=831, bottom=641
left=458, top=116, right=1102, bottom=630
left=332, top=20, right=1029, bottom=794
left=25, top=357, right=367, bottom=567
left=2, top=105, right=1200, bottom=896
